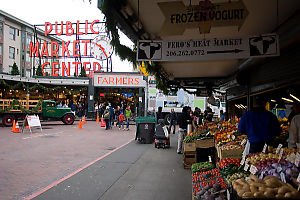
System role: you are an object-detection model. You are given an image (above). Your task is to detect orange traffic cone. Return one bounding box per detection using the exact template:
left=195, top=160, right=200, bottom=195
left=13, top=121, right=20, bottom=133
left=96, top=113, right=99, bottom=123
left=11, top=120, right=16, bottom=132
left=78, top=119, right=83, bottom=129
left=26, top=124, right=29, bottom=129
left=100, top=117, right=106, bottom=127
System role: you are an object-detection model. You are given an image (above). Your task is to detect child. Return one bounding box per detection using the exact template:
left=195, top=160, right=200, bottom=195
left=119, top=112, right=125, bottom=130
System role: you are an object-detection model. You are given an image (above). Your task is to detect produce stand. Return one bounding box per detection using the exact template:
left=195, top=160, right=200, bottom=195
left=188, top=120, right=300, bottom=200
left=135, top=117, right=156, bottom=144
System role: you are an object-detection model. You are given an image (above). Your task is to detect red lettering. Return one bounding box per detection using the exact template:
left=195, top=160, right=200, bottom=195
left=135, top=78, right=140, bottom=85
left=128, top=77, right=133, bottom=85
left=123, top=77, right=127, bottom=85
left=41, top=62, right=49, bottom=76
left=29, top=41, right=39, bottom=57
left=66, top=21, right=74, bottom=36
left=73, top=62, right=81, bottom=76
left=85, top=20, right=88, bottom=35
left=83, top=62, right=90, bottom=72
left=81, top=40, right=90, bottom=56
left=62, top=41, right=70, bottom=57
left=55, top=21, right=63, bottom=35
left=90, top=20, right=99, bottom=34
left=93, top=62, right=101, bottom=71
left=41, top=41, right=49, bottom=57
left=73, top=40, right=80, bottom=57
left=51, top=41, right=59, bottom=57
left=109, top=77, right=114, bottom=85
left=116, top=77, right=122, bottom=84
left=62, top=62, right=70, bottom=76
left=76, top=20, right=83, bottom=35
left=45, top=22, right=52, bottom=36
left=102, top=77, right=108, bottom=85
left=52, top=62, right=59, bottom=76
left=97, top=77, right=102, bottom=84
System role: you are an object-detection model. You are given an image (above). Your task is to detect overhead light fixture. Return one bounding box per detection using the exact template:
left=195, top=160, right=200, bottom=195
left=290, top=94, right=300, bottom=102
left=281, top=97, right=293, bottom=103
left=271, top=99, right=276, bottom=102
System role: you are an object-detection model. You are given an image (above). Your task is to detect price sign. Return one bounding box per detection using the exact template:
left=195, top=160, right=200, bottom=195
left=250, top=165, right=258, bottom=175
left=280, top=172, right=286, bottom=183
left=232, top=135, right=236, bottom=140
left=241, top=139, right=246, bottom=145
left=295, top=153, right=300, bottom=167
left=297, top=173, right=300, bottom=183
left=240, top=156, right=246, bottom=165
left=227, top=189, right=230, bottom=200
left=244, top=163, right=249, bottom=171
left=259, top=173, right=264, bottom=179
left=262, top=143, right=267, bottom=153
left=227, top=134, right=231, bottom=138
left=279, top=149, right=284, bottom=160
left=276, top=144, right=283, bottom=154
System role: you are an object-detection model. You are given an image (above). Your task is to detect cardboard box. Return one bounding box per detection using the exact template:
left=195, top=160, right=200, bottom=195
left=184, top=142, right=196, bottom=152
left=219, top=147, right=244, bottom=159
left=195, top=138, right=214, bottom=148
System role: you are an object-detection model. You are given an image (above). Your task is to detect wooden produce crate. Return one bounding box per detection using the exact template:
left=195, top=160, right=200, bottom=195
left=219, top=146, right=244, bottom=159
left=183, top=151, right=196, bottom=169
left=195, top=138, right=214, bottom=148
left=184, top=142, right=196, bottom=152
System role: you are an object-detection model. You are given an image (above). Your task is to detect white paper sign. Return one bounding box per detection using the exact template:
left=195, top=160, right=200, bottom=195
left=250, top=165, right=258, bottom=175
left=276, top=144, right=283, bottom=154
left=280, top=172, right=286, bottom=183
left=241, top=139, right=246, bottom=145
left=262, top=143, right=267, bottom=153
left=279, top=149, right=284, bottom=160
left=244, top=164, right=249, bottom=171
left=240, top=156, right=246, bottom=165
left=297, top=173, right=300, bottom=183
left=295, top=153, right=300, bottom=167
left=137, top=34, right=280, bottom=62
left=27, top=115, right=41, bottom=127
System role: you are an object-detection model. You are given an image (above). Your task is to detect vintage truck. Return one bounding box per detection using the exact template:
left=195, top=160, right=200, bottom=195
left=0, top=99, right=75, bottom=126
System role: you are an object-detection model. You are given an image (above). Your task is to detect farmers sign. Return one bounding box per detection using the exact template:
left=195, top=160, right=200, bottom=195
left=29, top=20, right=112, bottom=77
left=94, top=74, right=146, bottom=88
left=158, top=0, right=248, bottom=35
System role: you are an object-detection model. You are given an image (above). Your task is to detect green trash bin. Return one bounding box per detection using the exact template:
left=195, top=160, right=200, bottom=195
left=135, top=117, right=156, bottom=144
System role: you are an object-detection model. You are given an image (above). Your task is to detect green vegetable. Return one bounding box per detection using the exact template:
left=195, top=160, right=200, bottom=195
left=191, top=162, right=215, bottom=173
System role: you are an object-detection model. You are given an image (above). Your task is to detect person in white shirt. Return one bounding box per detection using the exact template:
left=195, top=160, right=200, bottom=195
left=288, top=103, right=300, bottom=148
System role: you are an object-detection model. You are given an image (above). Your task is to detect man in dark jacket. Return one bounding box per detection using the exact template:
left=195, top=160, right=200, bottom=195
left=238, top=96, right=281, bottom=153
left=169, top=108, right=177, bottom=134
left=177, top=107, right=189, bottom=154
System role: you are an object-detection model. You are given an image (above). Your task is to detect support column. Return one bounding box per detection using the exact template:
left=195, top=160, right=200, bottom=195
left=87, top=78, right=95, bottom=118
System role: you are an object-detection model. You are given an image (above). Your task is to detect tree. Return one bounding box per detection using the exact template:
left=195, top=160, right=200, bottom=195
left=36, top=65, right=43, bottom=76
left=79, top=66, right=87, bottom=77
left=11, top=62, right=20, bottom=75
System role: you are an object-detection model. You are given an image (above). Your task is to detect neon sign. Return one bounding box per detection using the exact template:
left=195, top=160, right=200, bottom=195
left=30, top=20, right=112, bottom=77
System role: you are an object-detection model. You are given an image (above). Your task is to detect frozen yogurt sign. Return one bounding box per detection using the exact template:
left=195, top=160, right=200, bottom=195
left=29, top=20, right=113, bottom=77
left=158, top=0, right=249, bottom=35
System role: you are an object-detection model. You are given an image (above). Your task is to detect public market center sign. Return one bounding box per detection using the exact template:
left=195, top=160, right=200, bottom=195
left=158, top=0, right=249, bottom=35
left=137, top=33, right=279, bottom=62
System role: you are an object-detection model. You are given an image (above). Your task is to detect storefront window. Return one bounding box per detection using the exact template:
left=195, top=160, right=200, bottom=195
left=9, top=27, right=15, bottom=40
left=9, top=46, right=15, bottom=59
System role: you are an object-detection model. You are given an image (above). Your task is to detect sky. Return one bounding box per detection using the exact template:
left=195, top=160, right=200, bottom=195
left=0, top=0, right=134, bottom=72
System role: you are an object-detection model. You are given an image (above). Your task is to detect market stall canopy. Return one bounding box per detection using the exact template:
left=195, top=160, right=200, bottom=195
left=98, top=0, right=300, bottom=89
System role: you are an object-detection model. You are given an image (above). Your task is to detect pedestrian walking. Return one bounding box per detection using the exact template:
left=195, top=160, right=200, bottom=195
left=103, top=106, right=111, bottom=130
left=125, top=105, right=132, bottom=131
left=115, top=106, right=121, bottom=127
left=109, top=104, right=114, bottom=128
left=177, top=106, right=189, bottom=154
left=168, top=108, right=177, bottom=134
left=119, top=112, right=125, bottom=130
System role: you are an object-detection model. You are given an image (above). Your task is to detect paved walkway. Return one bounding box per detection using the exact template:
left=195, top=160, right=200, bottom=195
left=31, top=133, right=192, bottom=200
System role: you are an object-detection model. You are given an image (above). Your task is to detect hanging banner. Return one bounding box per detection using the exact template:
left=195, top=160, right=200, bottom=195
left=158, top=0, right=249, bottom=35
left=137, top=33, right=279, bottom=62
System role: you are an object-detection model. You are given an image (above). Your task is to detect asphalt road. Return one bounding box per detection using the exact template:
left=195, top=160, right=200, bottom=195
left=0, top=121, right=135, bottom=200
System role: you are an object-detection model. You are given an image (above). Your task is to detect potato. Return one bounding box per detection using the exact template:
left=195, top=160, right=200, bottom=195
left=250, top=186, right=258, bottom=193
left=250, top=174, right=263, bottom=183
left=289, top=191, right=300, bottom=199
left=254, top=191, right=264, bottom=198
left=275, top=194, right=285, bottom=199
left=285, top=192, right=293, bottom=198
left=278, top=186, right=292, bottom=194
left=242, top=191, right=253, bottom=198
left=264, top=190, right=276, bottom=198
left=264, top=179, right=282, bottom=188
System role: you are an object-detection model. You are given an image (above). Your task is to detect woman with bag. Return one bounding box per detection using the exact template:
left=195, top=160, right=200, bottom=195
left=103, top=106, right=111, bottom=130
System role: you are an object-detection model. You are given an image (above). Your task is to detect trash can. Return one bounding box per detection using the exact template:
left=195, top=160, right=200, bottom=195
left=135, top=117, right=156, bottom=144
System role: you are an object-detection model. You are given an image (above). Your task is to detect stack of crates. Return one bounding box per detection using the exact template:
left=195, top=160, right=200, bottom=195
left=183, top=142, right=197, bottom=169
